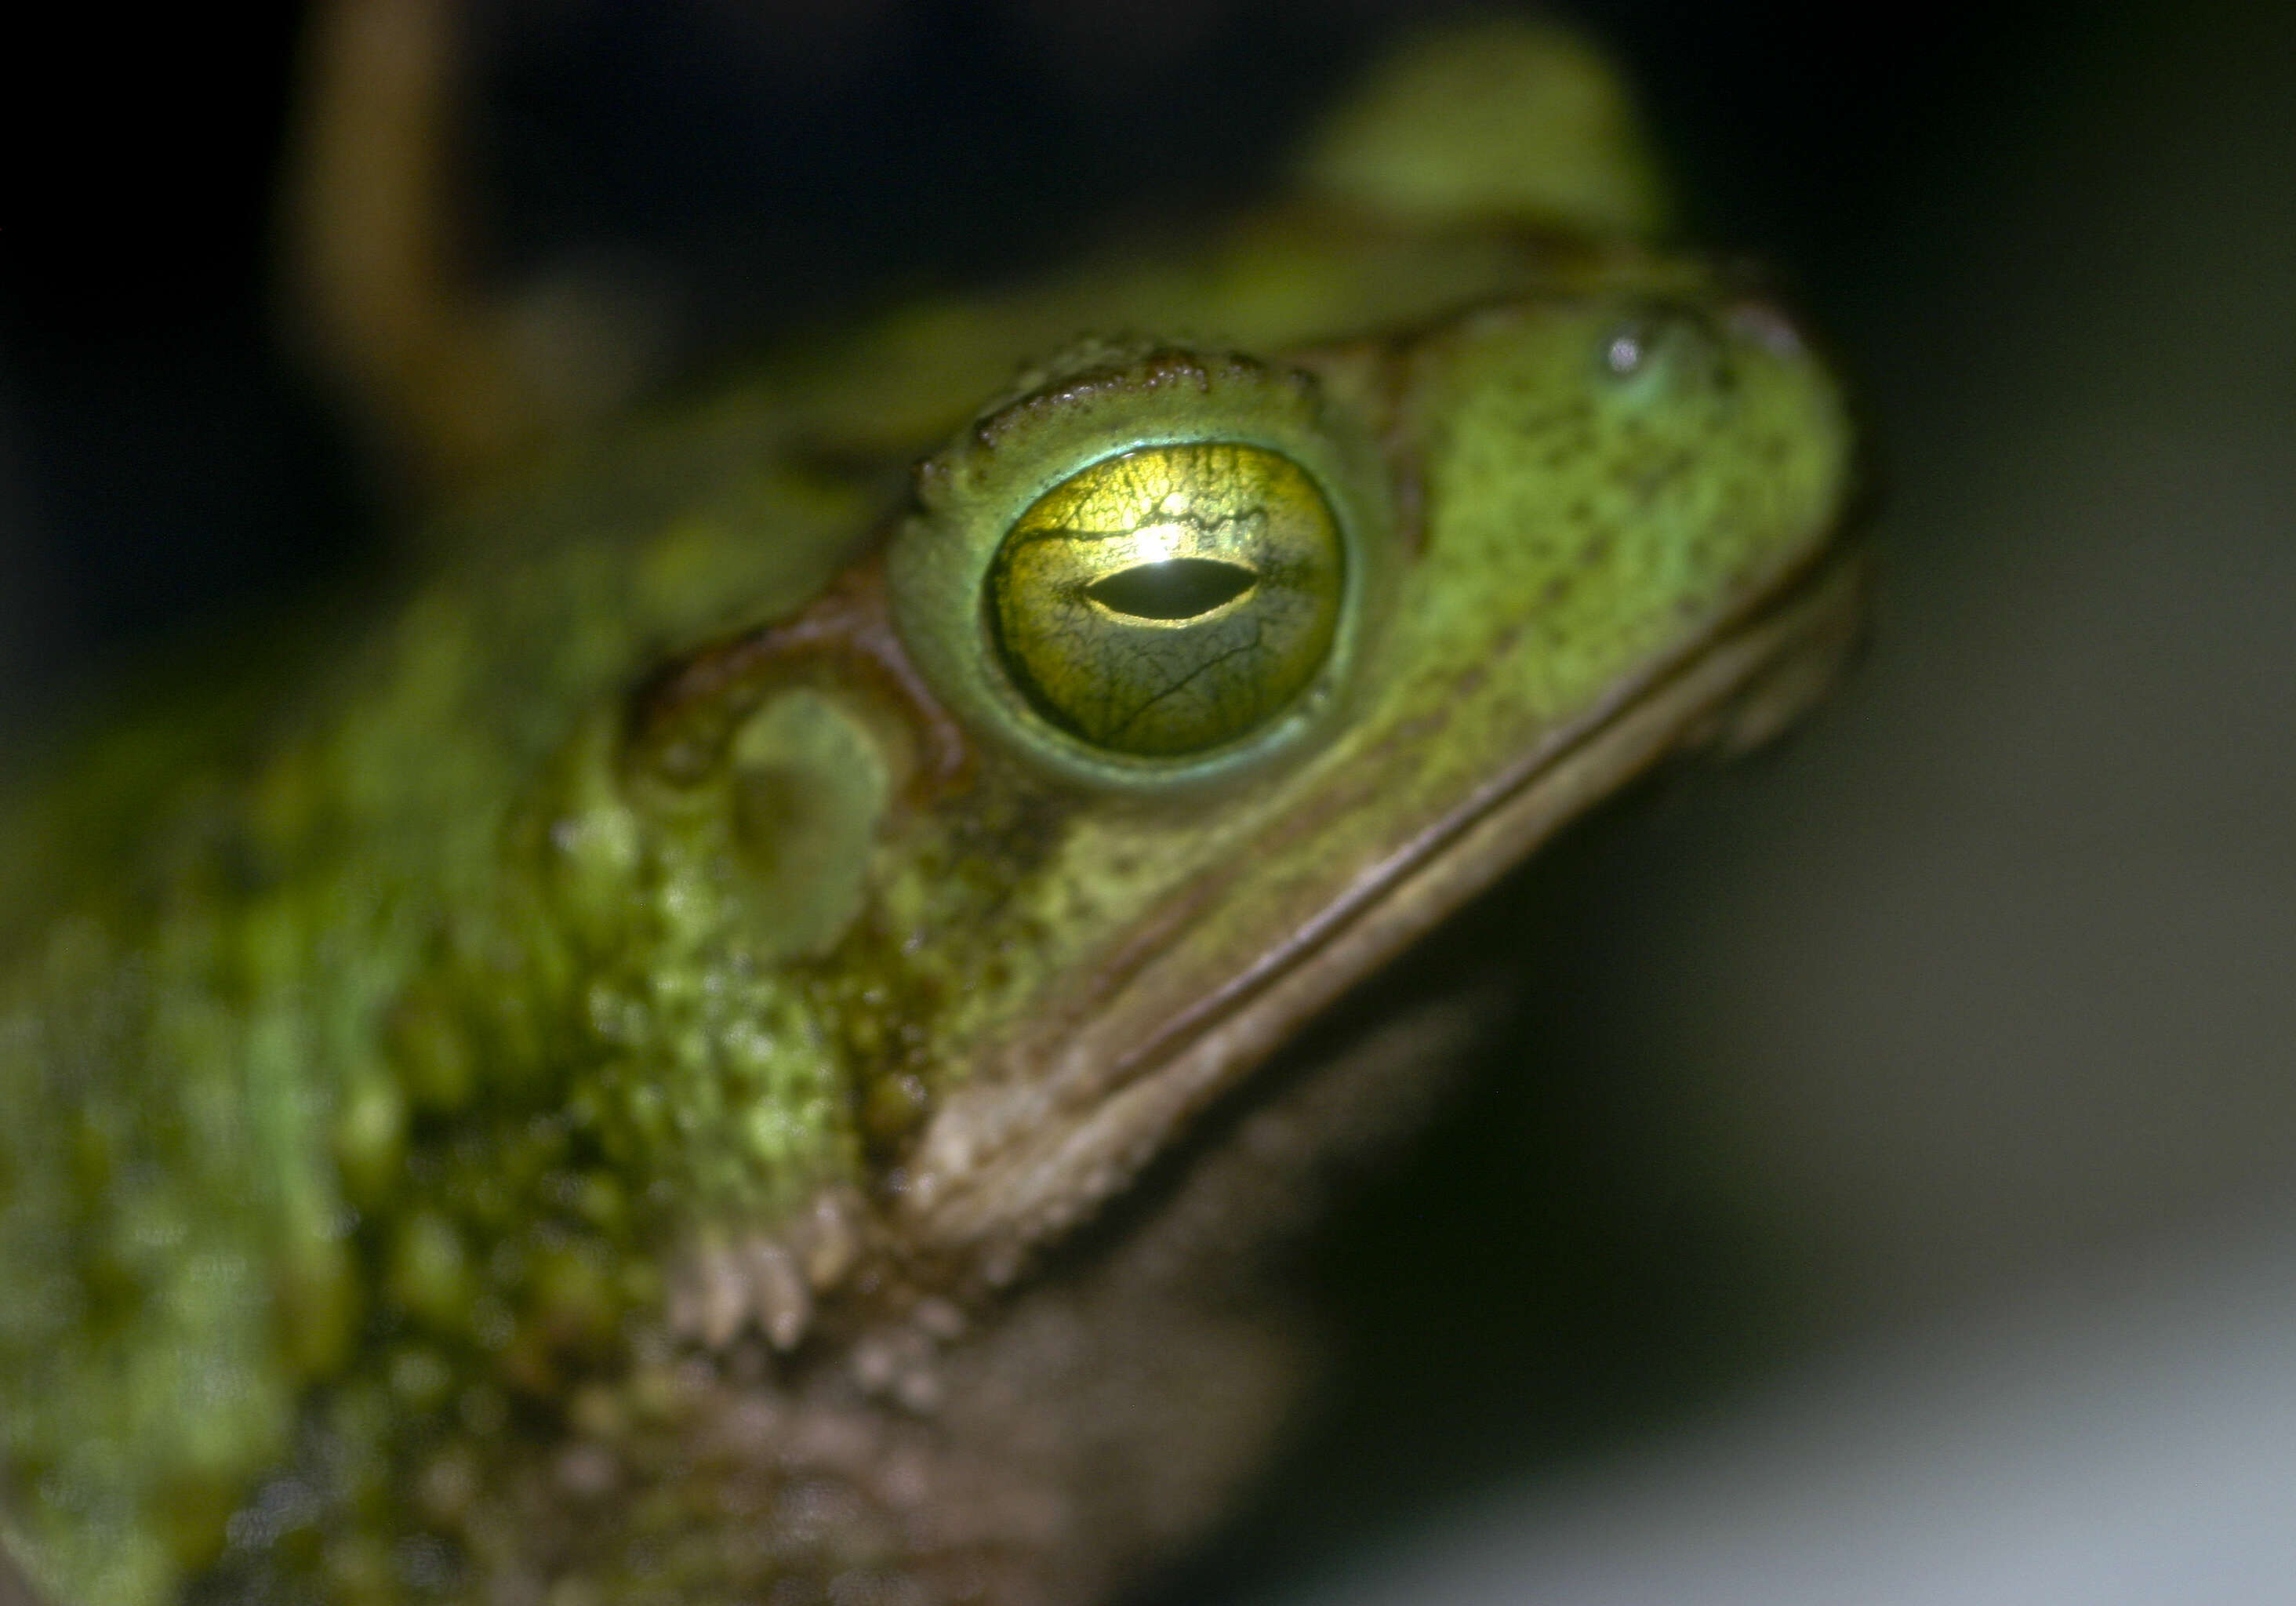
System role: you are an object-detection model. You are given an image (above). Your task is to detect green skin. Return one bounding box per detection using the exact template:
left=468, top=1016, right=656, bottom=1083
left=0, top=24, right=1855, bottom=1606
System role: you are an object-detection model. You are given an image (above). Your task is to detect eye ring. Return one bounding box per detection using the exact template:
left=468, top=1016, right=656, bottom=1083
left=889, top=343, right=1392, bottom=790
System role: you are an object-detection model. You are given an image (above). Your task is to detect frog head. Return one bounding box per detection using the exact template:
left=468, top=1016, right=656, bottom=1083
left=594, top=271, right=1854, bottom=1310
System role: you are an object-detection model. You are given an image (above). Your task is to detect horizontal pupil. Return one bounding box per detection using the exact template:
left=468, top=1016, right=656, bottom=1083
left=1085, top=558, right=1257, bottom=621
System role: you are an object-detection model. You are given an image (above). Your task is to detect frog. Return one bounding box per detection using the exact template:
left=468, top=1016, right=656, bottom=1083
left=0, top=18, right=1860, bottom=1606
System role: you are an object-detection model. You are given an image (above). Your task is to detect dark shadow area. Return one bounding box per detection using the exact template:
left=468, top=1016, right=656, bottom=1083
left=1128, top=764, right=1840, bottom=1605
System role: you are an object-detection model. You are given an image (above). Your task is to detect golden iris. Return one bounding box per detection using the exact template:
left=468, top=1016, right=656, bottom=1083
left=990, top=442, right=1345, bottom=757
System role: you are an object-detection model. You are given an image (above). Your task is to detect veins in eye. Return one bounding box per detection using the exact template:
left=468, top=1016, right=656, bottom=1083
left=1101, top=615, right=1276, bottom=743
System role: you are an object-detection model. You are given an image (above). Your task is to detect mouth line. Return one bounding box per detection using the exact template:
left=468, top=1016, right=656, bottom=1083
left=904, top=534, right=1866, bottom=1261
left=1115, top=536, right=1862, bottom=1086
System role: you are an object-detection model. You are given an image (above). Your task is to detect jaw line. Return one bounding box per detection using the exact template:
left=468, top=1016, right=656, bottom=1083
left=899, top=540, right=1866, bottom=1274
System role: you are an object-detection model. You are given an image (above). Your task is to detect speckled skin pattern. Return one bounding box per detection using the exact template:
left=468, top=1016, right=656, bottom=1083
left=0, top=24, right=1853, bottom=1606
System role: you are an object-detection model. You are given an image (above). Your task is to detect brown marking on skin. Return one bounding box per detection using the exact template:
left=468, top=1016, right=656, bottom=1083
left=625, top=548, right=972, bottom=798
left=1379, top=351, right=1430, bottom=557
left=1288, top=334, right=1430, bottom=557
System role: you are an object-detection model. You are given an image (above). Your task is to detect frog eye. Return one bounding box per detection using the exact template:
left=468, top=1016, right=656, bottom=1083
left=989, top=444, right=1345, bottom=757
left=891, top=343, right=1390, bottom=790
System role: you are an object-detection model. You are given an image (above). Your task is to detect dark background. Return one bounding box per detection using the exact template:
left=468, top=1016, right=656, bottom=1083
left=0, top=0, right=2037, bottom=719
left=5, top=2, right=2294, bottom=1601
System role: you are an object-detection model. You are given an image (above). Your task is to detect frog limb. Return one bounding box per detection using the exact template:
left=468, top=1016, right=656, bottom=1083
left=1299, top=16, right=1674, bottom=238
left=278, top=0, right=663, bottom=488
